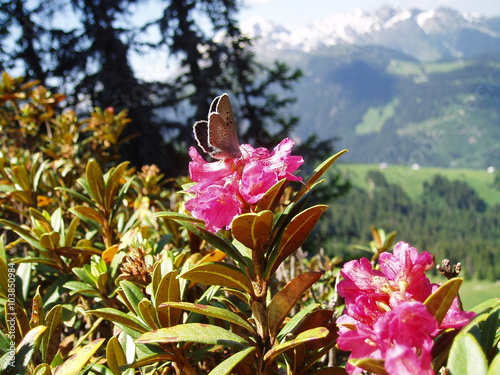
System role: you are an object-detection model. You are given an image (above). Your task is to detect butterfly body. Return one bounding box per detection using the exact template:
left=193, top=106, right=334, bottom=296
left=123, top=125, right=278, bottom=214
left=194, top=93, right=242, bottom=160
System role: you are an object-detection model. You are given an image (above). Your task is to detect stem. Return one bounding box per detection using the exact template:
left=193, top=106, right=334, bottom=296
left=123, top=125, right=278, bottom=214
left=171, top=345, right=197, bottom=375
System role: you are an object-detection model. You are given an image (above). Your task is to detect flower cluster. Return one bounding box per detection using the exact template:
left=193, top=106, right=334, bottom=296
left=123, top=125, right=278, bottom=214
left=185, top=138, right=304, bottom=233
left=337, top=242, right=475, bottom=375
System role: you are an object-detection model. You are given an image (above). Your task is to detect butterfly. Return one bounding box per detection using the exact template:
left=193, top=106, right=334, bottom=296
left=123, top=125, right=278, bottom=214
left=193, top=93, right=242, bottom=160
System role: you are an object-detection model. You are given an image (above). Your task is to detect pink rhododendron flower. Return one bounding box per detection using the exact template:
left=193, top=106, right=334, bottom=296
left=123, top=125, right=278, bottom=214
left=338, top=302, right=437, bottom=375
left=185, top=138, right=303, bottom=232
left=337, top=241, right=475, bottom=375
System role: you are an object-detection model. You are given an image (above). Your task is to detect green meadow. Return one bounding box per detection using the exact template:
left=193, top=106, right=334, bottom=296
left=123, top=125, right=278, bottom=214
left=459, top=279, right=500, bottom=310
left=336, top=163, right=500, bottom=206
left=386, top=59, right=473, bottom=77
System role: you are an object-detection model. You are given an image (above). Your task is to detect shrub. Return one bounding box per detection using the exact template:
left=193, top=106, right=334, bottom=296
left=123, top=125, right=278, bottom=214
left=0, top=73, right=498, bottom=375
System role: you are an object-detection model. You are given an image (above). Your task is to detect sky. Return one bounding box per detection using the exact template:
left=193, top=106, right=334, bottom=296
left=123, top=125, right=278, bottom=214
left=238, top=0, right=500, bottom=29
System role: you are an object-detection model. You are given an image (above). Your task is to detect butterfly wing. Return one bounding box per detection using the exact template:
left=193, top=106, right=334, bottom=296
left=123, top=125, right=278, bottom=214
left=193, top=93, right=242, bottom=160
left=193, top=120, right=215, bottom=155
left=215, top=94, right=239, bottom=145
left=207, top=113, right=242, bottom=159
left=209, top=94, right=221, bottom=113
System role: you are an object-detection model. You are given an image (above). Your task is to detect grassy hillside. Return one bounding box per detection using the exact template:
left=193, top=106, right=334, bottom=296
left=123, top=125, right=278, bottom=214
left=336, top=163, right=500, bottom=206
left=428, top=277, right=499, bottom=310
left=459, top=280, right=500, bottom=310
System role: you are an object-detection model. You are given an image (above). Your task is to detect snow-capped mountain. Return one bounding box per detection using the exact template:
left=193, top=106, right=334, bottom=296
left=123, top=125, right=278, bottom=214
left=241, top=6, right=500, bottom=60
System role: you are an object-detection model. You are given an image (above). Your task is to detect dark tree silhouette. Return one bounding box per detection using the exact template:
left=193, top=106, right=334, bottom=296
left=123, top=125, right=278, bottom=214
left=0, top=0, right=320, bottom=176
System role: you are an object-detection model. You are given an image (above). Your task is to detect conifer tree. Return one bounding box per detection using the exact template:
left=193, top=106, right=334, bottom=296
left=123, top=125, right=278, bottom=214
left=0, top=0, right=311, bottom=175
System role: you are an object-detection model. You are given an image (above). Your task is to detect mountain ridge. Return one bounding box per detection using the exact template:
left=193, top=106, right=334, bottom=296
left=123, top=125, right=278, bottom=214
left=241, top=5, right=500, bottom=61
left=239, top=6, right=500, bottom=169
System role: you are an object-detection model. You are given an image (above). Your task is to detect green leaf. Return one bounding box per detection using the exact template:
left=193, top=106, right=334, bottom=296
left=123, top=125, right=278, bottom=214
left=0, top=330, right=11, bottom=352
left=153, top=211, right=204, bottom=224
left=477, top=308, right=499, bottom=357
left=264, top=327, right=329, bottom=362
left=293, top=309, right=337, bottom=351
left=180, top=262, right=254, bottom=296
left=137, top=300, right=160, bottom=330
left=0, top=219, right=44, bottom=251
left=267, top=272, right=323, bottom=338
left=277, top=303, right=320, bottom=341
left=424, top=278, right=462, bottom=325
left=128, top=354, right=180, bottom=368
left=14, top=325, right=47, bottom=375
left=65, top=217, right=81, bottom=247
left=293, top=150, right=348, bottom=203
left=110, top=174, right=135, bottom=222
left=64, top=281, right=100, bottom=297
left=471, top=298, right=500, bottom=314
left=53, top=338, right=105, bottom=375
left=0, top=256, right=9, bottom=296
left=12, top=165, right=31, bottom=191
left=106, top=336, right=127, bottom=375
left=29, top=207, right=51, bottom=231
left=208, top=346, right=255, bottom=375
left=448, top=332, right=488, bottom=375
left=70, top=206, right=106, bottom=228
left=40, top=304, right=62, bottom=364
left=488, top=352, right=500, bottom=375
left=0, top=352, right=14, bottom=373
left=119, top=280, right=145, bottom=316
left=33, top=159, right=50, bottom=192
left=155, top=270, right=182, bottom=327
left=87, top=308, right=149, bottom=333
left=86, top=160, right=105, bottom=207
left=30, top=287, right=45, bottom=327
left=137, top=323, right=248, bottom=348
left=55, top=187, right=94, bottom=206
left=50, top=207, right=64, bottom=234
left=40, top=231, right=60, bottom=251
left=104, top=161, right=129, bottom=213
left=267, top=205, right=328, bottom=276
left=159, top=301, right=255, bottom=333
left=72, top=267, right=98, bottom=288
left=33, top=363, right=52, bottom=375
left=154, top=212, right=247, bottom=266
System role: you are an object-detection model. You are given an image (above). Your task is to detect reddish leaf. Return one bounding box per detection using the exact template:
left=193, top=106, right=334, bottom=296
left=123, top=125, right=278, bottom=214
left=255, top=179, right=288, bottom=212
left=295, top=309, right=338, bottom=350
left=267, top=205, right=328, bottom=276
left=71, top=206, right=106, bottom=227
left=232, top=210, right=274, bottom=251
left=180, top=261, right=254, bottom=296
left=40, top=231, right=60, bottom=251
left=264, top=327, right=329, bottom=362
left=267, top=272, right=323, bottom=338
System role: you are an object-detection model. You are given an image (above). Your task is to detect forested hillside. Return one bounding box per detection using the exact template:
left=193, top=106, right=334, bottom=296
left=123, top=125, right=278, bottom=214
left=312, top=167, right=500, bottom=281
left=287, top=48, right=500, bottom=168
